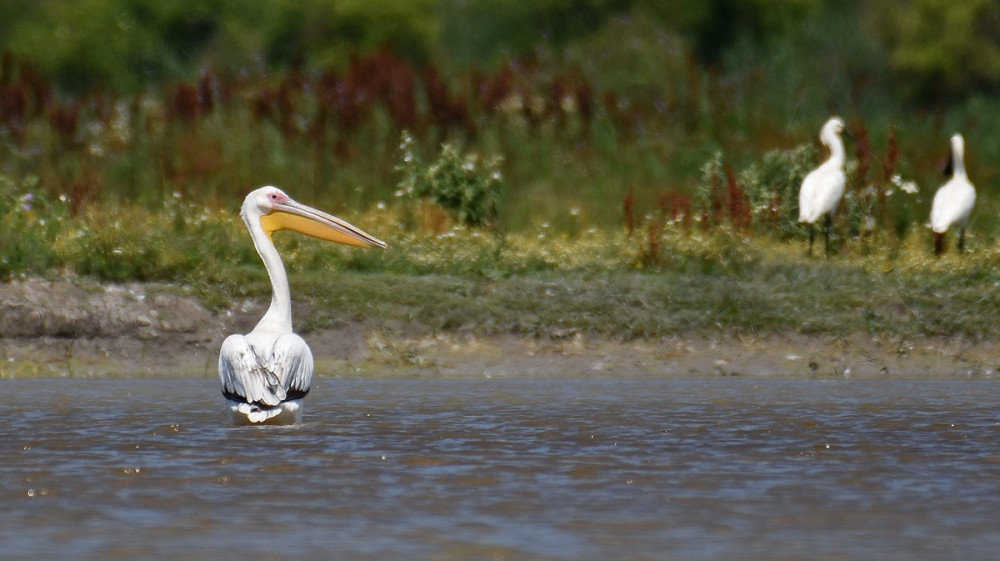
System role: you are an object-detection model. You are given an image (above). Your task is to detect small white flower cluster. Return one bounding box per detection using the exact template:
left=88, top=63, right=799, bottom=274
left=890, top=174, right=919, bottom=195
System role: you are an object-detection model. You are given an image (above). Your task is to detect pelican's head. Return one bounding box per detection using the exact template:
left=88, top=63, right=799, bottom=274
left=242, top=186, right=386, bottom=248
left=950, top=133, right=965, bottom=157
left=820, top=117, right=845, bottom=143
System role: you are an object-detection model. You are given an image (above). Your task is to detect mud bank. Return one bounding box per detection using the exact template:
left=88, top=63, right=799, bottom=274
left=0, top=278, right=995, bottom=379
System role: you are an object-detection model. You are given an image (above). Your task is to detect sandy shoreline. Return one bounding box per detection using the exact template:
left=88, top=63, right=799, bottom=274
left=0, top=278, right=995, bottom=379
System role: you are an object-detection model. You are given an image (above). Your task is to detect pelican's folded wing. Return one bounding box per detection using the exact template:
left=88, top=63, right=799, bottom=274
left=267, top=333, right=314, bottom=401
left=219, top=334, right=285, bottom=407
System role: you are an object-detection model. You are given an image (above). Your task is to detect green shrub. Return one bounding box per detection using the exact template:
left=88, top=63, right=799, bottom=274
left=0, top=175, right=65, bottom=277
left=395, top=131, right=504, bottom=230
left=740, top=145, right=815, bottom=239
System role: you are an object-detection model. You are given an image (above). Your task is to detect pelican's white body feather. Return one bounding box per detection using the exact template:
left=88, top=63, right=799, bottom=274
left=930, top=134, right=975, bottom=235
left=219, top=332, right=313, bottom=425
left=799, top=117, right=846, bottom=224
left=218, top=186, right=384, bottom=425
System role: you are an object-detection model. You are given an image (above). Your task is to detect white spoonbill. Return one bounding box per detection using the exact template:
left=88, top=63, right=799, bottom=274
left=930, top=133, right=976, bottom=256
left=798, top=117, right=846, bottom=256
left=219, top=186, right=386, bottom=425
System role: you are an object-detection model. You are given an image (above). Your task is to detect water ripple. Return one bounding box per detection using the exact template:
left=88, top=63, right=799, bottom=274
left=1, top=378, right=999, bottom=560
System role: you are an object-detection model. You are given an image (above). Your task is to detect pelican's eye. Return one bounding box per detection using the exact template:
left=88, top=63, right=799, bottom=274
left=265, top=192, right=288, bottom=208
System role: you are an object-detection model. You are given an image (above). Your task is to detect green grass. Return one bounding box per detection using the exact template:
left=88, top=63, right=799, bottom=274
left=2, top=180, right=1000, bottom=346
left=2, top=69, right=1000, bottom=347
left=281, top=258, right=1000, bottom=343
left=5, top=35, right=1000, bottom=240
left=4, top=4, right=1000, bottom=368
left=2, top=178, right=999, bottom=343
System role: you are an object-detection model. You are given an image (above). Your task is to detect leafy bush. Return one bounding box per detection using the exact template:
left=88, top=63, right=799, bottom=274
left=395, top=131, right=504, bottom=230
left=876, top=0, right=1000, bottom=101
left=740, top=145, right=815, bottom=239
left=2, top=0, right=438, bottom=91
left=0, top=175, right=65, bottom=277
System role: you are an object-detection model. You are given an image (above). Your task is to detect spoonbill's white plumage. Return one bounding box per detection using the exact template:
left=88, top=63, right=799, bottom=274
left=798, top=117, right=846, bottom=256
left=219, top=186, right=385, bottom=425
left=930, top=133, right=976, bottom=255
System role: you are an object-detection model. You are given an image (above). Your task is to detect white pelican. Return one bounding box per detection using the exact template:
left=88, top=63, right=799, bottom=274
left=219, top=186, right=385, bottom=425
left=930, top=133, right=976, bottom=256
left=798, top=117, right=847, bottom=256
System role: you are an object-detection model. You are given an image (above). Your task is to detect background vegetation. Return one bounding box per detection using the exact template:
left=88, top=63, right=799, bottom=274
left=2, top=0, right=1000, bottom=341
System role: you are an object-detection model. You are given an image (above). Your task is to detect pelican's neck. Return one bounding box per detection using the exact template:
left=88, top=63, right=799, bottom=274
left=247, top=214, right=293, bottom=335
left=824, top=131, right=845, bottom=167
left=951, top=139, right=967, bottom=178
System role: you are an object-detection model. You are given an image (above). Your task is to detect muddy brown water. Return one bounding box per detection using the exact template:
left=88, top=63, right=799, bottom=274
left=2, top=377, right=999, bottom=560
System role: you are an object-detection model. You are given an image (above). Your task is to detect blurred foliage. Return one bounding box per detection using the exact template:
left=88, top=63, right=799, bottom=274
left=3, top=0, right=1000, bottom=348
left=874, top=0, right=1000, bottom=102
left=634, top=0, right=820, bottom=65
left=1, top=0, right=995, bottom=106
left=4, top=0, right=233, bottom=91
left=396, top=132, right=504, bottom=230
left=437, top=0, right=633, bottom=69
left=1, top=0, right=1000, bottom=279
left=1, top=0, right=437, bottom=91
left=0, top=167, right=965, bottom=279
left=264, top=0, right=437, bottom=69
left=7, top=167, right=1000, bottom=343
left=0, top=175, right=63, bottom=277
left=740, top=146, right=817, bottom=239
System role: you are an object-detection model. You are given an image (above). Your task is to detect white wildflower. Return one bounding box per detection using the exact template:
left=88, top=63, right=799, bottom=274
left=891, top=174, right=919, bottom=194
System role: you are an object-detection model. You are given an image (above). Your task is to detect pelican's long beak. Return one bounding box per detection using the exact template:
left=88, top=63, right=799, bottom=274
left=260, top=199, right=386, bottom=249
